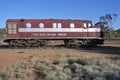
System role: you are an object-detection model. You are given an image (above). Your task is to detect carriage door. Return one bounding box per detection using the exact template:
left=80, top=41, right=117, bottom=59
left=7, top=22, right=18, bottom=37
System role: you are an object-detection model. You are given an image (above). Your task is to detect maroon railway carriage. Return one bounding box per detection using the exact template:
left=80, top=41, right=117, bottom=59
left=4, top=19, right=104, bottom=47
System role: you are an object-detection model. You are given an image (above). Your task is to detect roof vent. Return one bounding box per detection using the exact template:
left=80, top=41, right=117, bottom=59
left=20, top=18, right=24, bottom=22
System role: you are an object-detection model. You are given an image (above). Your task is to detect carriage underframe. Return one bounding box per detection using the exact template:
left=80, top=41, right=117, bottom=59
left=4, top=38, right=104, bottom=48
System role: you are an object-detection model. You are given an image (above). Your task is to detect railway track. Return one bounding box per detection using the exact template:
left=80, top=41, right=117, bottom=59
left=0, top=44, right=9, bottom=49
left=0, top=40, right=80, bottom=49
left=0, top=44, right=67, bottom=49
left=0, top=43, right=83, bottom=49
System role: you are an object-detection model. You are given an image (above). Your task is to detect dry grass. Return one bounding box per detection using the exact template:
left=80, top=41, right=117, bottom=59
left=0, top=54, right=120, bottom=80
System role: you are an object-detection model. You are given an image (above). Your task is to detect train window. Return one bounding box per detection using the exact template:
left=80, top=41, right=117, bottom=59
left=8, top=30, right=12, bottom=34
left=58, top=23, right=62, bottom=28
left=83, top=23, right=87, bottom=29
left=70, top=23, right=75, bottom=28
left=88, top=23, right=91, bottom=27
left=8, top=23, right=17, bottom=34
left=53, top=23, right=57, bottom=28
left=13, top=29, right=17, bottom=34
left=39, top=23, right=44, bottom=28
left=53, top=23, right=62, bottom=28
left=26, top=23, right=32, bottom=28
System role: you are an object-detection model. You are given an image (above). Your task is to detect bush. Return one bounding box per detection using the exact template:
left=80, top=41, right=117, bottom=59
left=0, top=55, right=120, bottom=80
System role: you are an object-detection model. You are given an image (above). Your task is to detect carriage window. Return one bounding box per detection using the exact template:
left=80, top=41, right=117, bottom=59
left=8, top=23, right=17, bottom=34
left=88, top=23, right=91, bottom=27
left=58, top=23, right=62, bottom=28
left=83, top=23, right=87, bottom=29
left=53, top=23, right=62, bottom=28
left=26, top=23, right=32, bottom=28
left=39, top=23, right=44, bottom=28
left=70, top=23, right=75, bottom=28
left=53, top=23, right=57, bottom=28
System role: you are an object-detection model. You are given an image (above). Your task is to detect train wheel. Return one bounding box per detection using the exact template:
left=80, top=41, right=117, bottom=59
left=9, top=41, right=13, bottom=48
left=30, top=41, right=38, bottom=47
left=25, top=40, right=30, bottom=48
left=81, top=39, right=97, bottom=47
left=40, top=40, right=48, bottom=46
left=64, top=40, right=70, bottom=47
left=9, top=40, right=17, bottom=48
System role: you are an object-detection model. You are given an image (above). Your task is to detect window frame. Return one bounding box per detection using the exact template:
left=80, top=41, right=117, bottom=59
left=7, top=22, right=17, bottom=34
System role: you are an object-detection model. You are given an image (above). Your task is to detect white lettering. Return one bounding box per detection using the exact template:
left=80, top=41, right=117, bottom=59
left=58, top=33, right=67, bottom=36
left=39, top=33, right=46, bottom=36
left=33, top=33, right=38, bottom=36
left=47, top=33, right=56, bottom=36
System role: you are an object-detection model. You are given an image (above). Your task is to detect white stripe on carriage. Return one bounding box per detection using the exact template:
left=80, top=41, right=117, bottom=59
left=18, top=28, right=101, bottom=32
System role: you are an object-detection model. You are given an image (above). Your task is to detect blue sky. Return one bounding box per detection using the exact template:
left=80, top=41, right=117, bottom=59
left=0, top=0, right=120, bottom=29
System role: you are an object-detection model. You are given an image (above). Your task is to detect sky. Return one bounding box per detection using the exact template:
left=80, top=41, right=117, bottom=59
left=0, top=0, right=120, bottom=29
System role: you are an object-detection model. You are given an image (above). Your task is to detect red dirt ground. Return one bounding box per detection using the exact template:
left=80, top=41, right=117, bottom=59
left=0, top=40, right=120, bottom=69
left=0, top=41, right=120, bottom=80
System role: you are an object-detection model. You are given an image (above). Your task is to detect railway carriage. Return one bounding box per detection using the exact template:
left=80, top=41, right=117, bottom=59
left=4, top=19, right=104, bottom=47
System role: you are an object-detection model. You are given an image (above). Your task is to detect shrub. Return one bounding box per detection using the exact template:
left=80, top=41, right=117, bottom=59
left=0, top=55, right=120, bottom=80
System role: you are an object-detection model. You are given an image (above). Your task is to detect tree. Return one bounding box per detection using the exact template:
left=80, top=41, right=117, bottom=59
left=96, top=13, right=118, bottom=39
left=114, top=28, right=120, bottom=37
left=0, top=28, right=6, bottom=40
